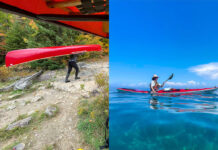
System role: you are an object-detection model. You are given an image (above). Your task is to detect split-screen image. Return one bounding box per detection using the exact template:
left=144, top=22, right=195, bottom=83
left=0, top=0, right=218, bottom=150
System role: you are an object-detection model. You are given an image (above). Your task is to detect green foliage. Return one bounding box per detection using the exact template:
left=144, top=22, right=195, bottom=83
left=44, top=145, right=55, bottom=150
left=0, top=11, right=109, bottom=67
left=30, top=59, right=64, bottom=70
left=80, top=84, right=85, bottom=90
left=0, top=11, right=12, bottom=31
left=27, top=20, right=80, bottom=48
left=4, top=20, right=28, bottom=51
left=78, top=73, right=109, bottom=150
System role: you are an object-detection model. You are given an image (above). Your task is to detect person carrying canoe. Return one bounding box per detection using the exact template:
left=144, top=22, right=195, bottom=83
left=65, top=54, right=80, bottom=83
left=150, top=74, right=165, bottom=93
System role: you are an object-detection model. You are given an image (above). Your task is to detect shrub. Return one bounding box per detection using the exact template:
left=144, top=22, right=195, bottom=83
left=0, top=65, right=10, bottom=82
left=95, top=73, right=109, bottom=99
left=29, top=59, right=65, bottom=70
left=77, top=73, right=109, bottom=149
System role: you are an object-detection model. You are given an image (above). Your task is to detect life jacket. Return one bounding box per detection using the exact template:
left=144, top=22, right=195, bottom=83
left=150, top=80, right=160, bottom=91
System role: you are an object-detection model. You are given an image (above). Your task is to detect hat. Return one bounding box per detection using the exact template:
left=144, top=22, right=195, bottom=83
left=153, top=74, right=158, bottom=78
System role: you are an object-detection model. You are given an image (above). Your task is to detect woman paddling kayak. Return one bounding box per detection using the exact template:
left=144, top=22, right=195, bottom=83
left=150, top=74, right=174, bottom=93
left=150, top=74, right=165, bottom=93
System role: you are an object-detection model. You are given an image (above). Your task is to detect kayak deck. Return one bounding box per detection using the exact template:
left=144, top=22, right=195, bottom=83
left=117, top=87, right=218, bottom=94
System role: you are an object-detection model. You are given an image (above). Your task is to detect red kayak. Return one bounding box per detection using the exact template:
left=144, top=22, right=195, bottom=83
left=117, top=87, right=218, bottom=94
left=6, top=45, right=101, bottom=67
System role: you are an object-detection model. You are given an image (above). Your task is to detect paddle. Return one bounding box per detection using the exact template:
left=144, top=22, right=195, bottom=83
left=162, top=73, right=174, bottom=87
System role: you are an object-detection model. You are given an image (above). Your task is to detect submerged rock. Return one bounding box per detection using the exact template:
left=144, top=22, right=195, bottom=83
left=6, top=117, right=32, bottom=131
left=45, top=106, right=57, bottom=117
left=13, top=143, right=25, bottom=150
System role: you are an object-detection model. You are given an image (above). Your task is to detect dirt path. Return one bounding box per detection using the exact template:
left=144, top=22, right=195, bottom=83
left=0, top=61, right=108, bottom=150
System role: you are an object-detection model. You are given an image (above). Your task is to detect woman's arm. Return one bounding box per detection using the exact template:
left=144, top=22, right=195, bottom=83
left=161, top=81, right=166, bottom=88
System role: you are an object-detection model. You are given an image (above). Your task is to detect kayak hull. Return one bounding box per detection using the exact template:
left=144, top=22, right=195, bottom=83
left=117, top=87, right=218, bottom=94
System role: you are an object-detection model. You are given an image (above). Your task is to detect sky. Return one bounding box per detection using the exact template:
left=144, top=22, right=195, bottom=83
left=110, top=0, right=218, bottom=88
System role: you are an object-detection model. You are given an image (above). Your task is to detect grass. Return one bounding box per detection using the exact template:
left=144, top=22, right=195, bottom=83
left=1, top=87, right=37, bottom=101
left=80, top=84, right=85, bottom=90
left=0, top=80, right=15, bottom=89
left=0, top=105, right=59, bottom=142
left=77, top=73, right=109, bottom=150
left=25, top=100, right=31, bottom=105
left=2, top=141, right=20, bottom=150
left=0, top=104, right=9, bottom=109
left=44, top=144, right=57, bottom=150
left=46, top=82, right=54, bottom=89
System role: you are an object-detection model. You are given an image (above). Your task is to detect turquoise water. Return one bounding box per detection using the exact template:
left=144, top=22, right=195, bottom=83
left=110, top=87, right=218, bottom=150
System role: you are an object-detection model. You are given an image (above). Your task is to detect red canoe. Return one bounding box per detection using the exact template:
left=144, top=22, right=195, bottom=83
left=0, top=0, right=109, bottom=38
left=6, top=44, right=101, bottom=67
left=117, top=87, right=218, bottom=94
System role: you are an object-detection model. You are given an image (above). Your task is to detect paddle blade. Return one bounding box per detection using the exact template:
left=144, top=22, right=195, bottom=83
left=168, top=73, right=174, bottom=80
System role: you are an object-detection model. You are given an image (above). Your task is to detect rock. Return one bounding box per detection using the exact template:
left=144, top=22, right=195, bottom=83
left=79, top=71, right=93, bottom=77
left=13, top=143, right=25, bottom=150
left=8, top=94, right=22, bottom=99
left=6, top=117, right=32, bottom=130
left=10, top=100, right=17, bottom=105
left=14, top=79, right=32, bottom=90
left=58, top=96, right=64, bottom=100
left=28, top=110, right=35, bottom=115
left=7, top=105, right=16, bottom=110
left=82, top=92, right=89, bottom=98
left=13, top=70, right=43, bottom=90
left=38, top=71, right=56, bottom=82
left=45, top=106, right=57, bottom=117
left=20, top=102, right=26, bottom=106
left=78, top=62, right=88, bottom=69
left=31, top=96, right=43, bottom=102
left=39, top=86, right=46, bottom=90
left=90, top=89, right=100, bottom=97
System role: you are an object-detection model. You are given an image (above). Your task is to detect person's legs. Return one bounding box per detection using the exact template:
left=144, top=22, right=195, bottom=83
left=65, top=62, right=72, bottom=82
left=72, top=62, right=80, bottom=79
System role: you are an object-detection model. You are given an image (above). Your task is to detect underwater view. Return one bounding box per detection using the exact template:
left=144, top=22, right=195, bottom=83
left=110, top=87, right=218, bottom=150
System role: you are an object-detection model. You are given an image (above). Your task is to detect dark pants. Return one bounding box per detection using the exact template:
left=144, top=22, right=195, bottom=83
left=65, top=61, right=79, bottom=81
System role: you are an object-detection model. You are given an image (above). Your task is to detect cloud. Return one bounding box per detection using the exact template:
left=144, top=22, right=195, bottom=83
left=187, top=80, right=200, bottom=85
left=189, top=62, right=218, bottom=80
left=166, top=80, right=201, bottom=86
left=123, top=82, right=147, bottom=87
left=166, top=82, right=187, bottom=86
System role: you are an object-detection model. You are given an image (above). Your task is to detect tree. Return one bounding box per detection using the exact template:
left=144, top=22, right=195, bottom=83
left=4, top=18, right=29, bottom=51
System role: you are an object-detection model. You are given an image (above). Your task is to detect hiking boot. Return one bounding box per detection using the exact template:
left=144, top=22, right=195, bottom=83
left=65, top=80, right=70, bottom=83
left=75, top=77, right=80, bottom=80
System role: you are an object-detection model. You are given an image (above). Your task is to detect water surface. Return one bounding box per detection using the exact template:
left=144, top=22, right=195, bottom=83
left=110, top=87, right=218, bottom=150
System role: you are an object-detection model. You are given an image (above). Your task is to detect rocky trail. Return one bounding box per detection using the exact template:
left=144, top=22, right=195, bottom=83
left=0, top=60, right=108, bottom=150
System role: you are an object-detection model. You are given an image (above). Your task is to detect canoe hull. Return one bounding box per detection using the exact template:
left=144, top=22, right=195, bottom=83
left=6, top=45, right=101, bottom=67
